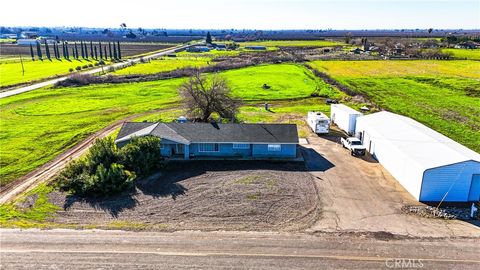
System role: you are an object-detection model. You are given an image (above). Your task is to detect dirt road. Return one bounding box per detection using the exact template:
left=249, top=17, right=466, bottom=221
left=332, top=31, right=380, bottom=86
left=1, top=229, right=479, bottom=269
left=0, top=44, right=190, bottom=99
left=302, top=136, right=480, bottom=238
left=0, top=108, right=176, bottom=204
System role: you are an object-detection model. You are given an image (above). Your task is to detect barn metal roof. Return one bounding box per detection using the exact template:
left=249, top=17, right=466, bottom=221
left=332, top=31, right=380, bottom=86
left=356, top=111, right=480, bottom=170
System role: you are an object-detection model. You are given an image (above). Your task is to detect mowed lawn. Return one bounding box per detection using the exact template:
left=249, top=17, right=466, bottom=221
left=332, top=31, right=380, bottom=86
left=0, top=59, right=106, bottom=87
left=113, top=57, right=210, bottom=75
left=309, top=60, right=480, bottom=152
left=0, top=63, right=337, bottom=186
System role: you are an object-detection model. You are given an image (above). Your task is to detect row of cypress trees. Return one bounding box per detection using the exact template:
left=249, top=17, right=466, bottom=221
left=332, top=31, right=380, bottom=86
left=29, top=41, right=122, bottom=61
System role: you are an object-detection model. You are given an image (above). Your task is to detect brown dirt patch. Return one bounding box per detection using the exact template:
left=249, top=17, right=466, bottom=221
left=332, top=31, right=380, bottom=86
left=48, top=161, right=320, bottom=231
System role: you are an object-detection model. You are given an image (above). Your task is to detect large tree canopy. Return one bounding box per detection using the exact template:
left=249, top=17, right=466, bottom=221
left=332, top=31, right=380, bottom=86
left=179, top=72, right=241, bottom=122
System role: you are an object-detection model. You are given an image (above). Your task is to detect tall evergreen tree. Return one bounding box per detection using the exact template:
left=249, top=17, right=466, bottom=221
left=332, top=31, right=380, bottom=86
left=99, top=42, right=103, bottom=59
left=36, top=41, right=43, bottom=60
left=65, top=42, right=70, bottom=59
left=29, top=44, right=35, bottom=61
left=206, top=32, right=212, bottom=44
left=84, top=42, right=88, bottom=59
left=74, top=43, right=79, bottom=59
left=94, top=46, right=98, bottom=59
left=104, top=46, right=108, bottom=60
left=53, top=43, right=58, bottom=59
left=90, top=41, right=94, bottom=58
left=108, top=42, right=113, bottom=59
left=117, top=41, right=122, bottom=59
left=45, top=40, right=51, bottom=60
left=80, top=41, right=85, bottom=58
left=113, top=42, right=117, bottom=59
left=71, top=47, right=75, bottom=60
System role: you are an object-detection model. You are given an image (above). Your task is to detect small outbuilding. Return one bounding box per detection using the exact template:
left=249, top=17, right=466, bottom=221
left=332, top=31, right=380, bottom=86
left=356, top=111, right=480, bottom=202
left=330, top=104, right=363, bottom=135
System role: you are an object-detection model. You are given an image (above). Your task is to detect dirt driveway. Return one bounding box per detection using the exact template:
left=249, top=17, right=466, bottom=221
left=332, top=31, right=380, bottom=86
left=302, top=136, right=480, bottom=238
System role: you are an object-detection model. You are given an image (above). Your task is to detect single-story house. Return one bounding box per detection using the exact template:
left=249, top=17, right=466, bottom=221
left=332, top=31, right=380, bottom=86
left=115, top=122, right=298, bottom=160
left=356, top=111, right=480, bottom=202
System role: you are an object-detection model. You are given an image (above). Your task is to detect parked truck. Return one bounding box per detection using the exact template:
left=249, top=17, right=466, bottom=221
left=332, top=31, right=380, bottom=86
left=307, top=111, right=330, bottom=134
left=330, top=104, right=363, bottom=135
left=341, top=137, right=366, bottom=156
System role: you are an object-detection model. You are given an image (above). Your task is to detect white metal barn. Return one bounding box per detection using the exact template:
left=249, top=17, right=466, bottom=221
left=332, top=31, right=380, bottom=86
left=330, top=104, right=363, bottom=135
left=356, top=111, right=480, bottom=202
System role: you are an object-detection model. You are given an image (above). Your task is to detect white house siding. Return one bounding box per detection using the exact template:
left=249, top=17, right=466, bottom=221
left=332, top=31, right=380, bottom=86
left=421, top=161, right=480, bottom=202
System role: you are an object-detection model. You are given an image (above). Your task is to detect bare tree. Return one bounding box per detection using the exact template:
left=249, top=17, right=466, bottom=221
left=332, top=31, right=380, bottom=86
left=179, top=72, right=241, bottom=122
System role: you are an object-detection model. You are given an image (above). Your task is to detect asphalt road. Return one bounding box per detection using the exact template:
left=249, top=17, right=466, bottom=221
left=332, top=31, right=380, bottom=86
left=1, top=229, right=479, bottom=269
left=0, top=44, right=190, bottom=99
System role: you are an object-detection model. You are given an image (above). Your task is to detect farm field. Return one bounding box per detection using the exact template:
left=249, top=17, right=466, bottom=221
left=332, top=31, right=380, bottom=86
left=442, top=48, right=480, bottom=60
left=114, top=57, right=210, bottom=75
left=309, top=60, right=480, bottom=152
left=0, top=63, right=339, bottom=186
left=0, top=59, right=109, bottom=87
left=239, top=40, right=344, bottom=48
left=0, top=42, right=175, bottom=60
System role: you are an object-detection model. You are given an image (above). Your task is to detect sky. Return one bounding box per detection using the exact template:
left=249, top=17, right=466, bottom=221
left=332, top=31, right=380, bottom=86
left=0, top=0, right=478, bottom=30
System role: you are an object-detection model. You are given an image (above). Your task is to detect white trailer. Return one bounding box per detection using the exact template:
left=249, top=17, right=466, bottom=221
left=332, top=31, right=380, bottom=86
left=307, top=111, right=330, bottom=134
left=330, top=104, right=363, bottom=135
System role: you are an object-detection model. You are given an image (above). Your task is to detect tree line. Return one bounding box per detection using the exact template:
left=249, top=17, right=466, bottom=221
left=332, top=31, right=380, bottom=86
left=29, top=40, right=122, bottom=61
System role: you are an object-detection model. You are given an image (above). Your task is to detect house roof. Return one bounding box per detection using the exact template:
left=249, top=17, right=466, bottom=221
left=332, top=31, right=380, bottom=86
left=356, top=111, right=480, bottom=170
left=115, top=122, right=299, bottom=145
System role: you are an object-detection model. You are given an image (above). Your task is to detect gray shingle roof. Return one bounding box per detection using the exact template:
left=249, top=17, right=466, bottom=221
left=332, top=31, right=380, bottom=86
left=115, top=122, right=298, bottom=144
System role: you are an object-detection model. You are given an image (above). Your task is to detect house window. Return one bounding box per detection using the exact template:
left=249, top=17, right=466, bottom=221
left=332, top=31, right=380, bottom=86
left=267, top=144, right=281, bottom=152
left=233, top=143, right=250, bottom=149
left=198, top=143, right=219, bottom=152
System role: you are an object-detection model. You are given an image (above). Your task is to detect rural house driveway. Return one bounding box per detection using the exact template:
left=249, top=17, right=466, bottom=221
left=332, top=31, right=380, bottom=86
left=302, top=136, right=480, bottom=238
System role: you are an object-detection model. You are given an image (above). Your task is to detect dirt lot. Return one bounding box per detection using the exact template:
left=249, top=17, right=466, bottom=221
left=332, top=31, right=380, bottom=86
left=302, top=136, right=480, bottom=238
left=48, top=161, right=320, bottom=231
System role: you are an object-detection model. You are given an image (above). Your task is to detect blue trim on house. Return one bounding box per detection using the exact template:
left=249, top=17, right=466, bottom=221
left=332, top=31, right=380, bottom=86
left=158, top=141, right=297, bottom=160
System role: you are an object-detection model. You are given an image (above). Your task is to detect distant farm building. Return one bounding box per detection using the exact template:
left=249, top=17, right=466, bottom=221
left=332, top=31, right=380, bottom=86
left=356, top=111, right=480, bottom=202
left=454, top=41, right=480, bottom=49
left=16, top=39, right=39, bottom=45
left=186, top=46, right=210, bottom=53
left=115, top=122, right=299, bottom=160
left=245, top=46, right=267, bottom=50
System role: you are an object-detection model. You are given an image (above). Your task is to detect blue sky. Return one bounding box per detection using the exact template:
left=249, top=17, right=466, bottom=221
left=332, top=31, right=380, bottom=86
left=1, top=0, right=478, bottom=29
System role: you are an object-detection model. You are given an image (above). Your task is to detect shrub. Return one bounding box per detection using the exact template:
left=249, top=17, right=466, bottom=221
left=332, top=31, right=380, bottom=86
left=98, top=59, right=105, bottom=65
left=75, top=66, right=82, bottom=71
left=118, top=136, right=162, bottom=176
left=57, top=136, right=162, bottom=197
left=88, top=64, right=94, bottom=68
left=69, top=68, right=74, bottom=72
left=54, top=74, right=100, bottom=87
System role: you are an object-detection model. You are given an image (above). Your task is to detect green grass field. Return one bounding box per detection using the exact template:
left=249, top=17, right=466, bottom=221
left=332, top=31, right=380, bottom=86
left=113, top=57, right=210, bottom=75
left=0, top=59, right=108, bottom=87
left=0, top=63, right=338, bottom=186
left=309, top=60, right=480, bottom=152
left=442, top=48, right=480, bottom=60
